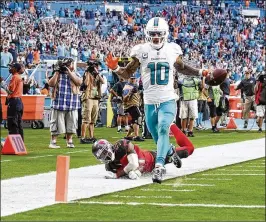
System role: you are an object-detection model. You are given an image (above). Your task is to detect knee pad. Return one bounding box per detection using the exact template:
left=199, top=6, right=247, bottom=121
left=158, top=123, right=169, bottom=135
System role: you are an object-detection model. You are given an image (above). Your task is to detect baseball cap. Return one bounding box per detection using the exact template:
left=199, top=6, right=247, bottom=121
left=9, top=63, right=22, bottom=71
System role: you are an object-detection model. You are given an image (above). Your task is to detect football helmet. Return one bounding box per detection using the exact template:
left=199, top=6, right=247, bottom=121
left=92, top=139, right=115, bottom=163
left=144, top=17, right=169, bottom=49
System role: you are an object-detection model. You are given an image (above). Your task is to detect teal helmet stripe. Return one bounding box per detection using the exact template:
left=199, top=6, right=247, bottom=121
left=154, top=17, right=159, bottom=27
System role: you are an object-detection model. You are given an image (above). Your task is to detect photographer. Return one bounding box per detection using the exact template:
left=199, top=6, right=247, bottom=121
left=48, top=58, right=82, bottom=148
left=110, top=77, right=128, bottom=132
left=80, top=60, right=105, bottom=144
left=123, top=76, right=144, bottom=142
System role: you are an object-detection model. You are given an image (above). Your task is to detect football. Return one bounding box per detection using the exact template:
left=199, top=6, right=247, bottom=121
left=205, top=69, right=227, bottom=86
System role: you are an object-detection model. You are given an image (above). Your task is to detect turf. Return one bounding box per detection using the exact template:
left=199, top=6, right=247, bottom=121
left=1, top=127, right=265, bottom=179
left=2, top=158, right=265, bottom=221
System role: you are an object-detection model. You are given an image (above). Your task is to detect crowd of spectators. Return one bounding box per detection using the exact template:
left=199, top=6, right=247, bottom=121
left=1, top=2, right=265, bottom=82
left=0, top=1, right=265, bottom=137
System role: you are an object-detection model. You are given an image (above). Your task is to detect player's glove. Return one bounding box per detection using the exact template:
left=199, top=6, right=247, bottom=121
left=105, top=171, right=117, bottom=179
left=128, top=170, right=142, bottom=180
left=105, top=52, right=119, bottom=71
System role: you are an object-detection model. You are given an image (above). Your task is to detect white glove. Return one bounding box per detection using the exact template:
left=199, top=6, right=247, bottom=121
left=128, top=170, right=142, bottom=180
left=105, top=171, right=117, bottom=179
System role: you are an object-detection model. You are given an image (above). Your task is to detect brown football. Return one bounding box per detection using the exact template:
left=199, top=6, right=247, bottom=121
left=205, top=69, right=227, bottom=86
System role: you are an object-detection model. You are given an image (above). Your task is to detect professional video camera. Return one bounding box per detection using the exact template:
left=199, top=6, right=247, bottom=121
left=86, top=60, right=101, bottom=78
left=53, top=58, right=74, bottom=73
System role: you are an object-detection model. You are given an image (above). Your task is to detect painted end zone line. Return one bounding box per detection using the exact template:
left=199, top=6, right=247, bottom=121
left=71, top=201, right=266, bottom=209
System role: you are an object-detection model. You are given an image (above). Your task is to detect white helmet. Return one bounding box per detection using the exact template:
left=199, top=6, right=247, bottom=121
left=144, top=17, right=169, bottom=49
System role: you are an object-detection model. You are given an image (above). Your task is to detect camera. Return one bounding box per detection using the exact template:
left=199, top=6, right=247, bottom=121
left=86, top=60, right=101, bottom=78
left=131, top=86, right=138, bottom=93
left=53, top=58, right=74, bottom=73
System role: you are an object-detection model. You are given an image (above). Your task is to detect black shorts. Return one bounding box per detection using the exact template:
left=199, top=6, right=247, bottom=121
left=207, top=101, right=217, bottom=118
left=125, top=106, right=141, bottom=124
left=198, top=100, right=207, bottom=113
left=216, top=97, right=229, bottom=117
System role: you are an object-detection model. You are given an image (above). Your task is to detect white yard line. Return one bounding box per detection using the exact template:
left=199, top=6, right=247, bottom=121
left=202, top=174, right=265, bottom=176
left=141, top=189, right=196, bottom=192
left=162, top=183, right=215, bottom=187
left=1, top=138, right=265, bottom=217
left=72, top=201, right=265, bottom=209
left=111, top=195, right=173, bottom=199
left=233, top=166, right=265, bottom=168
left=185, top=178, right=232, bottom=181
left=0, top=160, right=11, bottom=163
left=217, top=169, right=264, bottom=172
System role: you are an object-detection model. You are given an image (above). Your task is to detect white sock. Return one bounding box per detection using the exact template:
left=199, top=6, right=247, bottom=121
left=118, top=126, right=121, bottom=130
left=125, top=125, right=129, bottom=130
left=68, top=139, right=73, bottom=144
left=52, top=140, right=56, bottom=144
left=155, top=163, right=163, bottom=168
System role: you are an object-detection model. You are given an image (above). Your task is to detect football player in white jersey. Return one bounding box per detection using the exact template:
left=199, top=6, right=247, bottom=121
left=106, top=17, right=211, bottom=183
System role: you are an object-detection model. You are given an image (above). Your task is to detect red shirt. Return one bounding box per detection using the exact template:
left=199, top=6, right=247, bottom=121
left=119, top=145, right=155, bottom=173
left=8, top=73, right=23, bottom=98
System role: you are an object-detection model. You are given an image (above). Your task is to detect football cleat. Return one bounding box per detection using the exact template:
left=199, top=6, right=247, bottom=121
left=170, top=145, right=182, bottom=168
left=152, top=166, right=166, bottom=184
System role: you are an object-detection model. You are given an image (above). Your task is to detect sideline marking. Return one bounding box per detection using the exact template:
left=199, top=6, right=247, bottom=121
left=163, top=183, right=215, bottom=187
left=111, top=195, right=173, bottom=199
left=72, top=201, right=266, bottom=209
left=202, top=174, right=265, bottom=176
left=141, top=189, right=196, bottom=192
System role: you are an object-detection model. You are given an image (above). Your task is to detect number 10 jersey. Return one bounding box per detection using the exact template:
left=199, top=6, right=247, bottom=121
left=130, top=42, right=183, bottom=104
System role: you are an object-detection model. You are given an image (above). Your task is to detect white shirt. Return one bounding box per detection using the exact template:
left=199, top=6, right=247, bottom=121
left=130, top=42, right=182, bottom=104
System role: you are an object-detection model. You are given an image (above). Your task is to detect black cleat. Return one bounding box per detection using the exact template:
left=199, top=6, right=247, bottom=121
left=176, top=150, right=189, bottom=159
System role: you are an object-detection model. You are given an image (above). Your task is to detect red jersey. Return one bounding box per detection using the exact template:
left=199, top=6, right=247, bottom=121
left=119, top=145, right=155, bottom=173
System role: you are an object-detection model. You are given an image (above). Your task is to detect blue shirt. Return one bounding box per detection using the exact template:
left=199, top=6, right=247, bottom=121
left=52, top=73, right=81, bottom=111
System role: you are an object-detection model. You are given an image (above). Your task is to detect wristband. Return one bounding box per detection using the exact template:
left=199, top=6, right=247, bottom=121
left=112, top=65, right=120, bottom=73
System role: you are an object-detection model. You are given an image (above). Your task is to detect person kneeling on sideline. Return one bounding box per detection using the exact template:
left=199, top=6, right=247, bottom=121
left=92, top=124, right=194, bottom=181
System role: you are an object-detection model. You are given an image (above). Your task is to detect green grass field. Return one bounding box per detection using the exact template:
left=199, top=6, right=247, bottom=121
left=1, top=127, right=265, bottom=221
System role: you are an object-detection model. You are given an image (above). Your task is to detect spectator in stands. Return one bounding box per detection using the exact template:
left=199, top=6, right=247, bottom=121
left=48, top=58, right=82, bottom=148
left=235, top=69, right=256, bottom=128
left=1, top=45, right=13, bottom=67
left=8, top=43, right=17, bottom=63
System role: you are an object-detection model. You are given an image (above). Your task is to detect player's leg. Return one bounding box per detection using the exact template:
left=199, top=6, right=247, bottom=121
left=156, top=100, right=177, bottom=166
left=170, top=123, right=194, bottom=157
left=152, top=100, right=176, bottom=183
left=144, top=104, right=159, bottom=143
